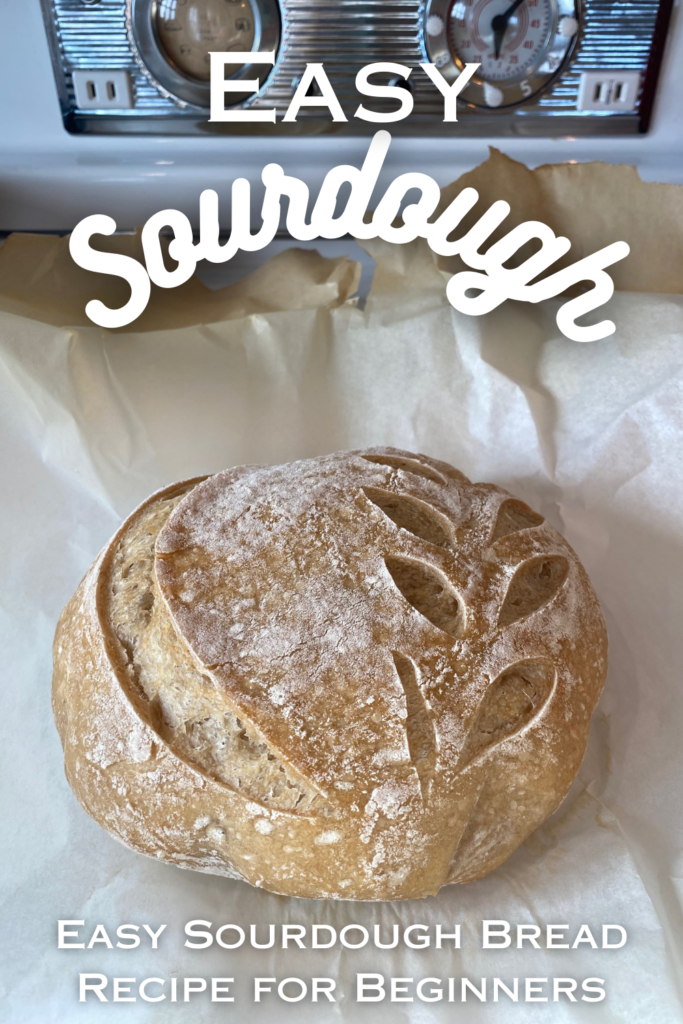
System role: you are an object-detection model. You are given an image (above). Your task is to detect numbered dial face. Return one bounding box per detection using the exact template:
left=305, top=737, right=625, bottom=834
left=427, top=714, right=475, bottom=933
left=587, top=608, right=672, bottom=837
left=156, top=0, right=256, bottom=82
left=448, top=0, right=554, bottom=83
left=425, top=0, right=578, bottom=108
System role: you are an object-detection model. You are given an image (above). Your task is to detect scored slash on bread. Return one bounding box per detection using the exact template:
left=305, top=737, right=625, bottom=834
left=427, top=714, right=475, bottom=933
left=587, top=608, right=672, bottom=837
left=52, top=449, right=607, bottom=900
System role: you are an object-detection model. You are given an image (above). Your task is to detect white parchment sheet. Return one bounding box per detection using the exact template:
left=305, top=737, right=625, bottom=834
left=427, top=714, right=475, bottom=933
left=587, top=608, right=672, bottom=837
left=1, top=153, right=683, bottom=1022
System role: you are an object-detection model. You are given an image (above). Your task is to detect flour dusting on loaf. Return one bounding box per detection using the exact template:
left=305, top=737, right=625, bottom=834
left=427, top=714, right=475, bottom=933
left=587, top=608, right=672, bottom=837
left=52, top=449, right=607, bottom=900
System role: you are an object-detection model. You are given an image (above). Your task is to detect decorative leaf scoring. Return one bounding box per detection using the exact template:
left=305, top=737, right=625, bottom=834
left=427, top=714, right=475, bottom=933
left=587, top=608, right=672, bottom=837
left=385, top=555, right=464, bottom=637
left=498, top=555, right=569, bottom=627
left=458, top=659, right=555, bottom=767
left=360, top=474, right=562, bottom=795
left=363, top=487, right=452, bottom=549
left=491, top=498, right=544, bottom=543
left=392, top=651, right=437, bottom=800
left=362, top=454, right=446, bottom=485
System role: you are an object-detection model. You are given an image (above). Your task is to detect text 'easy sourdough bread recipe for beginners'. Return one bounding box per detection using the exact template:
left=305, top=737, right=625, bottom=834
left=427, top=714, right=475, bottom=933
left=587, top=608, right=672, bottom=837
left=52, top=449, right=607, bottom=901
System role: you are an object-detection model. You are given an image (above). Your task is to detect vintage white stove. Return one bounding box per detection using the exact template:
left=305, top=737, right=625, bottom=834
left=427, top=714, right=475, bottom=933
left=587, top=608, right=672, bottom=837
left=0, top=0, right=681, bottom=233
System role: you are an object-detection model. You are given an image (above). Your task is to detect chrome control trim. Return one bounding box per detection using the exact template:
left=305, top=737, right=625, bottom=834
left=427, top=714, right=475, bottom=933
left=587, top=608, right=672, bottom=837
left=40, top=0, right=669, bottom=134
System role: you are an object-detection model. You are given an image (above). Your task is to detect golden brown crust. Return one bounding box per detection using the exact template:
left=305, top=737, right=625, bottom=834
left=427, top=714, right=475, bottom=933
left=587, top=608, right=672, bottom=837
left=52, top=450, right=607, bottom=900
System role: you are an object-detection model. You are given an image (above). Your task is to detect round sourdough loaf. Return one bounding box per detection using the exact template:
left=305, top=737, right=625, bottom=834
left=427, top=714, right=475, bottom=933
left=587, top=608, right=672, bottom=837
left=52, top=448, right=607, bottom=900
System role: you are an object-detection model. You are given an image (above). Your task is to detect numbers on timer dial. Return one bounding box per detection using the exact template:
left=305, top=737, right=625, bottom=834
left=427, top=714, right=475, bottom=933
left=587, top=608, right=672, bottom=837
left=156, top=0, right=256, bottom=82
left=447, top=0, right=555, bottom=83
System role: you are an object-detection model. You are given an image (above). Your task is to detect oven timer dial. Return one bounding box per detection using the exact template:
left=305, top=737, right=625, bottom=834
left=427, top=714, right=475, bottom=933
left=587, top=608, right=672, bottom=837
left=425, top=0, right=580, bottom=108
left=127, top=0, right=281, bottom=110
left=156, top=0, right=256, bottom=82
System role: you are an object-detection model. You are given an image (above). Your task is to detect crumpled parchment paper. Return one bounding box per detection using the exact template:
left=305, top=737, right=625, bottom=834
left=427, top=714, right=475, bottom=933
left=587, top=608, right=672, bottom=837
left=1, top=151, right=683, bottom=1022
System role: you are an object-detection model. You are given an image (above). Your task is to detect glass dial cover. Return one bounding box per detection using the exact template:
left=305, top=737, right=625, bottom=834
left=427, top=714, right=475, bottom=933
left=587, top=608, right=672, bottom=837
left=156, top=0, right=256, bottom=82
left=425, top=0, right=579, bottom=108
left=128, top=0, right=280, bottom=109
left=448, top=0, right=554, bottom=83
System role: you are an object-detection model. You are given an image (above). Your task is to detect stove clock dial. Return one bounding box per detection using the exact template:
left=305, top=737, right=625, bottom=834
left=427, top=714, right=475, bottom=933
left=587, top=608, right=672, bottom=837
left=425, top=0, right=580, bottom=108
left=156, top=0, right=256, bottom=82
left=128, top=0, right=280, bottom=109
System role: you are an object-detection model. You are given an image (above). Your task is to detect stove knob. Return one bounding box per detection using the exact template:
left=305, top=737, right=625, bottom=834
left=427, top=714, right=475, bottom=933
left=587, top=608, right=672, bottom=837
left=484, top=83, right=504, bottom=108
left=426, top=14, right=444, bottom=36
